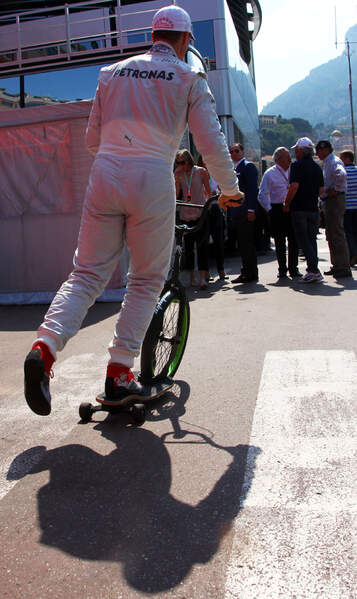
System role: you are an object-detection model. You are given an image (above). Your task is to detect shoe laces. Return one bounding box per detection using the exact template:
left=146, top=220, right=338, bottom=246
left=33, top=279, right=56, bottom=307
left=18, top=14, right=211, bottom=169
left=107, top=364, right=136, bottom=385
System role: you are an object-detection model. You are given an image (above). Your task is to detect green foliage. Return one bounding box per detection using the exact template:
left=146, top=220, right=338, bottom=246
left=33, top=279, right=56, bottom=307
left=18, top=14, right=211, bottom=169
left=260, top=118, right=310, bottom=156
left=290, top=118, right=313, bottom=137
left=260, top=117, right=342, bottom=156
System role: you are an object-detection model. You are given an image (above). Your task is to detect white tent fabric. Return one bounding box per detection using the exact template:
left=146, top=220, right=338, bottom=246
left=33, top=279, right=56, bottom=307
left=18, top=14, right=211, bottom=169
left=0, top=122, right=73, bottom=217
left=0, top=101, right=128, bottom=304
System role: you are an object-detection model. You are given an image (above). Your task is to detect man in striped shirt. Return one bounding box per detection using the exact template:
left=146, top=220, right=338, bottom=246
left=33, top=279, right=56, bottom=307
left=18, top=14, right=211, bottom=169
left=340, top=150, right=357, bottom=266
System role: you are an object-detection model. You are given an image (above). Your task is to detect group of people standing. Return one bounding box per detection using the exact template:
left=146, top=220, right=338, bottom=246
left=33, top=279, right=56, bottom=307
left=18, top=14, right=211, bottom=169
left=261, top=137, right=355, bottom=282
left=175, top=136, right=357, bottom=287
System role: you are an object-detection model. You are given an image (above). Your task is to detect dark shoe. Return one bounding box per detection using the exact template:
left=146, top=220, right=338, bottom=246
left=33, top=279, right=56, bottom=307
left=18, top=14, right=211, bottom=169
left=333, top=270, right=352, bottom=278
left=289, top=270, right=303, bottom=278
left=301, top=271, right=324, bottom=283
left=350, top=254, right=357, bottom=266
left=205, top=271, right=214, bottom=282
left=104, top=365, right=143, bottom=403
left=232, top=274, right=258, bottom=284
left=218, top=270, right=229, bottom=280
left=324, top=269, right=335, bottom=275
left=24, top=348, right=52, bottom=415
left=231, top=275, right=243, bottom=283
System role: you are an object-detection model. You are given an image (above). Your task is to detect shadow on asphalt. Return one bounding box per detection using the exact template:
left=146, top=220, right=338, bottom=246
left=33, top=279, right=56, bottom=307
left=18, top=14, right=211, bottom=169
left=231, top=282, right=269, bottom=295
left=8, top=380, right=261, bottom=594
left=0, top=301, right=122, bottom=332
left=268, top=276, right=357, bottom=296
left=185, top=278, right=232, bottom=301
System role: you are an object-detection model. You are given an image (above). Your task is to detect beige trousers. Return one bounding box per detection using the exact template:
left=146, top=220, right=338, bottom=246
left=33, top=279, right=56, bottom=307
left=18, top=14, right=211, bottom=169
left=38, top=155, right=175, bottom=367
left=324, top=192, right=350, bottom=271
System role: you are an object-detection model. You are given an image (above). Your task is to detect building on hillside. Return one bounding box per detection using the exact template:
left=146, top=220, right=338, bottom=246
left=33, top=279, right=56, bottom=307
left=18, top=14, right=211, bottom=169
left=259, top=114, right=278, bottom=128
left=330, top=128, right=355, bottom=153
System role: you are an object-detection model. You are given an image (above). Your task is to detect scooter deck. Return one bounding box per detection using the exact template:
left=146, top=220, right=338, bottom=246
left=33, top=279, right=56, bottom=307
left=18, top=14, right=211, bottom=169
left=96, top=377, right=174, bottom=408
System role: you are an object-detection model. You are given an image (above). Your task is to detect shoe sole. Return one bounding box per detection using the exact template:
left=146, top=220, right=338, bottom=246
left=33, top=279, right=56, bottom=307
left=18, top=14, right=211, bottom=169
left=300, top=277, right=323, bottom=283
left=24, top=352, right=51, bottom=416
left=231, top=278, right=258, bottom=284
left=97, top=391, right=145, bottom=406
left=97, top=379, right=174, bottom=407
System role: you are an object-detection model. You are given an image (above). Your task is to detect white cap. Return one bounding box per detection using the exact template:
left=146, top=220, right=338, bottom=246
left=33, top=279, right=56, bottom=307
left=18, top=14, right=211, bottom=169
left=152, top=5, right=194, bottom=39
left=291, top=137, right=314, bottom=149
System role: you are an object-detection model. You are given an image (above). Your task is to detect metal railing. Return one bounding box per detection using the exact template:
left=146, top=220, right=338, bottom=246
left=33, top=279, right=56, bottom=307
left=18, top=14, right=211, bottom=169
left=0, top=0, right=161, bottom=76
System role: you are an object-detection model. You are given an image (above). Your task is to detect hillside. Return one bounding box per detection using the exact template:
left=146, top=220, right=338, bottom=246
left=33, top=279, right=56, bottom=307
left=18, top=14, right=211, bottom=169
left=261, top=24, right=357, bottom=126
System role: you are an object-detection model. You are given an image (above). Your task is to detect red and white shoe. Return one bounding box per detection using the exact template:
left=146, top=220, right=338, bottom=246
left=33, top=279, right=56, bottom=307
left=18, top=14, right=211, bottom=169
left=104, top=364, right=143, bottom=401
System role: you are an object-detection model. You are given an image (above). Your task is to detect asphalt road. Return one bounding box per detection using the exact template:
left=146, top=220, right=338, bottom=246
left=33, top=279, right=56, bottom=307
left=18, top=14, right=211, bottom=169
left=0, top=235, right=356, bottom=598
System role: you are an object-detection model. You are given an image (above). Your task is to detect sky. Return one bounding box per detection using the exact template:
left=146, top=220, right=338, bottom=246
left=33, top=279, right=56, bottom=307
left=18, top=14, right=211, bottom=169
left=254, top=0, right=357, bottom=112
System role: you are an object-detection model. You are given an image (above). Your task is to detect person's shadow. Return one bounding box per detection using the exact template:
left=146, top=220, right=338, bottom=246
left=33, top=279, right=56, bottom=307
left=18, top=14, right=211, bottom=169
left=9, top=407, right=261, bottom=593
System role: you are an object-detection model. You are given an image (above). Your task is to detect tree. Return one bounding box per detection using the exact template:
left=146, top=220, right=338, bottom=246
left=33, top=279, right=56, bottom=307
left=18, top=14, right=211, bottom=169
left=290, top=118, right=313, bottom=137
left=260, top=116, right=315, bottom=155
left=260, top=122, right=296, bottom=155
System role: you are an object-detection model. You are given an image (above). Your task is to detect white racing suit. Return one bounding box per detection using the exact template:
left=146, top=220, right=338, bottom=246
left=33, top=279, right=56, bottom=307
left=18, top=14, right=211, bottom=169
left=37, top=42, right=239, bottom=367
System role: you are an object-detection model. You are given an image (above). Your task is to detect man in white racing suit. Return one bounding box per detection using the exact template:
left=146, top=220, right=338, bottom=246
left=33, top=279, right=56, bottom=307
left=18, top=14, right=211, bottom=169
left=24, top=4, right=243, bottom=415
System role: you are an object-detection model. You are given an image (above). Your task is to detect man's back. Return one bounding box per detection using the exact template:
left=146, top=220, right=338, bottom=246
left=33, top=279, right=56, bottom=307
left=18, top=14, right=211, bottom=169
left=229, top=159, right=258, bottom=215
left=86, top=43, right=200, bottom=164
left=86, top=41, right=238, bottom=197
left=290, top=157, right=324, bottom=211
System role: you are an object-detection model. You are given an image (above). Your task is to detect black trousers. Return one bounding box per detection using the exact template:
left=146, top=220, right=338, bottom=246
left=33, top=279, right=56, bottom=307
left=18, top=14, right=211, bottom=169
left=255, top=202, right=271, bottom=251
left=229, top=216, right=258, bottom=278
left=270, top=204, right=299, bottom=274
left=344, top=208, right=357, bottom=257
left=181, top=219, right=209, bottom=271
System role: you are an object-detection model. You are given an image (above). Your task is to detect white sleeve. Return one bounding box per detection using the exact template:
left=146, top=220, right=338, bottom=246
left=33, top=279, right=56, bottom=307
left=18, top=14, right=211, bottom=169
left=258, top=171, right=272, bottom=211
left=85, top=67, right=111, bottom=156
left=187, top=75, right=239, bottom=197
left=335, top=163, right=347, bottom=192
left=85, top=82, right=102, bottom=156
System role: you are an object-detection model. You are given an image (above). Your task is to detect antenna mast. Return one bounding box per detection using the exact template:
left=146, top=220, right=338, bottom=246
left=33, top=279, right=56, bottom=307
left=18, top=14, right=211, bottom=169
left=335, top=6, right=356, bottom=157
left=346, top=40, right=357, bottom=158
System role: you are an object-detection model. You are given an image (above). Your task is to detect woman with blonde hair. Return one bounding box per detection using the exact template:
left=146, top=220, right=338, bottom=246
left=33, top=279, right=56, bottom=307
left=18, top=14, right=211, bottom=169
left=175, top=149, right=211, bottom=288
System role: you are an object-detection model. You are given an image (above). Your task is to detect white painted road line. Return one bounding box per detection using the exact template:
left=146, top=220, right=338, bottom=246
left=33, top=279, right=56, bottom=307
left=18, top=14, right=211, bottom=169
left=225, top=350, right=357, bottom=599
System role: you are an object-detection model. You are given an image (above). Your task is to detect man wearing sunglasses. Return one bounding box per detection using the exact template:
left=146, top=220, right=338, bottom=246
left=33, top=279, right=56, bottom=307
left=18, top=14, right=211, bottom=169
left=24, top=4, right=244, bottom=416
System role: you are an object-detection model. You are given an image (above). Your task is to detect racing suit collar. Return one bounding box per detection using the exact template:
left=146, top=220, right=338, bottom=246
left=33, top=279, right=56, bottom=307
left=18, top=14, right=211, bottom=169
left=148, top=41, right=179, bottom=60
